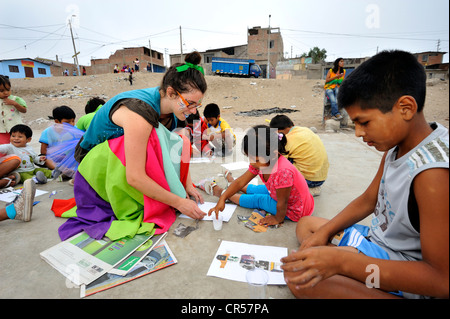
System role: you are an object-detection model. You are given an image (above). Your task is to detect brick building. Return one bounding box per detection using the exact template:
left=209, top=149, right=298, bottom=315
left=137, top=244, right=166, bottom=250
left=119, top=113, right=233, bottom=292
left=414, top=51, right=446, bottom=67
left=170, top=26, right=284, bottom=78
left=90, top=46, right=165, bottom=75
left=247, top=26, right=284, bottom=78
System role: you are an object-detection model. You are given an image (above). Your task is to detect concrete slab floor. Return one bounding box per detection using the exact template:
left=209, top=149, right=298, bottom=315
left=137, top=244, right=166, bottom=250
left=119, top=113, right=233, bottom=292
left=0, top=131, right=382, bottom=299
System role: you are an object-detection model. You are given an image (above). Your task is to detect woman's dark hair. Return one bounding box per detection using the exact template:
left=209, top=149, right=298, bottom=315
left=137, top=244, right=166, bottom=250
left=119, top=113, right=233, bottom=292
left=160, top=51, right=207, bottom=95
left=269, top=114, right=294, bottom=130
left=0, top=75, right=11, bottom=88
left=242, top=125, right=287, bottom=165
left=338, top=50, right=426, bottom=113
left=332, top=58, right=344, bottom=74
left=85, top=97, right=105, bottom=114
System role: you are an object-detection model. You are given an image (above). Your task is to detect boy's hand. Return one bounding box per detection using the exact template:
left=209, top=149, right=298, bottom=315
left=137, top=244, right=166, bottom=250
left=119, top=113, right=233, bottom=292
left=281, top=246, right=340, bottom=289
left=300, top=228, right=331, bottom=250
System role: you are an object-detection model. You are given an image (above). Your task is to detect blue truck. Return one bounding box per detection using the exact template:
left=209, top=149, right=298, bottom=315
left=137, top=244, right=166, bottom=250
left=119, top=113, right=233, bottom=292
left=212, top=57, right=262, bottom=78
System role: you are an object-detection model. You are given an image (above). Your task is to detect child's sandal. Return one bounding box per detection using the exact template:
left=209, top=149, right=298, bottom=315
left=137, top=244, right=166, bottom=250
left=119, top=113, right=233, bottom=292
left=195, top=178, right=217, bottom=195
left=223, top=170, right=233, bottom=187
left=1, top=177, right=14, bottom=188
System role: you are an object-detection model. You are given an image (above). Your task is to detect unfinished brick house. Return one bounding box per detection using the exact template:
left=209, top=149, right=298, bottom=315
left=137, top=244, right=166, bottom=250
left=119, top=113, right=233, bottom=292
left=170, top=26, right=284, bottom=78
left=90, top=46, right=165, bottom=75
left=247, top=26, right=284, bottom=78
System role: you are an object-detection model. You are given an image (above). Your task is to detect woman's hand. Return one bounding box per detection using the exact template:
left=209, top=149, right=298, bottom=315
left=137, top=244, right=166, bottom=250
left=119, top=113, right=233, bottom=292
left=185, top=182, right=204, bottom=204
left=177, top=198, right=206, bottom=220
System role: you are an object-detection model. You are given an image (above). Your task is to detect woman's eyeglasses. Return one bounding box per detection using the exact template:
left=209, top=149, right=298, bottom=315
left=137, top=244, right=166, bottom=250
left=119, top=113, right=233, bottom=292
left=176, top=91, right=202, bottom=109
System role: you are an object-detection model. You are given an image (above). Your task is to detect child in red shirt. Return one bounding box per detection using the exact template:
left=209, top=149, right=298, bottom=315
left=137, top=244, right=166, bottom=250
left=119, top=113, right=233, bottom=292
left=206, top=125, right=314, bottom=225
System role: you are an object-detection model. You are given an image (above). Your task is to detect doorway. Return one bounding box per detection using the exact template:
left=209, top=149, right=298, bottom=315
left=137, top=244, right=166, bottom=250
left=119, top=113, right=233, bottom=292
left=24, top=67, right=34, bottom=78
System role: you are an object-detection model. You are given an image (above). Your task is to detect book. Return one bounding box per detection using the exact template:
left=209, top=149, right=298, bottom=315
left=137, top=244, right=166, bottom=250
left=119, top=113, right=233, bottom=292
left=80, top=240, right=177, bottom=298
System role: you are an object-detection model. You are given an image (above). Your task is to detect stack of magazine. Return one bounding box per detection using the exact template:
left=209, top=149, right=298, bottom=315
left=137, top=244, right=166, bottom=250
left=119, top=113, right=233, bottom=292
left=40, top=230, right=177, bottom=298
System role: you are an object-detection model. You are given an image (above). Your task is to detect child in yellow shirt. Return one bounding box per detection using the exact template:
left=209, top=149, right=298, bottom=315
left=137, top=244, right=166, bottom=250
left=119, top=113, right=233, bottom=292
left=270, top=115, right=329, bottom=196
left=203, top=103, right=236, bottom=157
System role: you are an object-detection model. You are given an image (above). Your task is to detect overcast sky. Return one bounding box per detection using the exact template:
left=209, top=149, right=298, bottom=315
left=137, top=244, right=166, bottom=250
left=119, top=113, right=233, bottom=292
left=1, top=0, right=448, bottom=66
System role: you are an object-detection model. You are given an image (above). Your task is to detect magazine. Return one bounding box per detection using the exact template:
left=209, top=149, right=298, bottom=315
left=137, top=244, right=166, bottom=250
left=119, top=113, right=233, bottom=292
left=109, top=232, right=167, bottom=276
left=80, top=240, right=177, bottom=298
left=40, top=230, right=154, bottom=286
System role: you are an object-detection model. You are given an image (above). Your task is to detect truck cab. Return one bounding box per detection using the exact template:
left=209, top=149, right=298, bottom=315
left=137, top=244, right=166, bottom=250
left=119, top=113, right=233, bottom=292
left=249, top=64, right=261, bottom=78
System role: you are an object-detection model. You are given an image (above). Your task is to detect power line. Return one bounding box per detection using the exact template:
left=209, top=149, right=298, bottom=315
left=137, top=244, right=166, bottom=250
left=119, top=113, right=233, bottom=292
left=283, top=28, right=449, bottom=42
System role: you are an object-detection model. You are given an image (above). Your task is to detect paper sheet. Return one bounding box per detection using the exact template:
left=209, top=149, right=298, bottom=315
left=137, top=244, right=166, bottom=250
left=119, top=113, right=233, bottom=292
left=0, top=187, right=48, bottom=202
left=179, top=201, right=237, bottom=222
left=207, top=240, right=287, bottom=285
left=221, top=161, right=249, bottom=171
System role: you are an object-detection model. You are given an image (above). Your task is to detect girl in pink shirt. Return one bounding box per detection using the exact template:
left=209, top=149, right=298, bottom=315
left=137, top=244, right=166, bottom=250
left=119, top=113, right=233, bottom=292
left=207, top=125, right=314, bottom=226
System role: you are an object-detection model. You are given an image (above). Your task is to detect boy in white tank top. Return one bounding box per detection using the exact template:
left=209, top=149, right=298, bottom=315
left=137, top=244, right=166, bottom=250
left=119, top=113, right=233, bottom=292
left=281, top=50, right=449, bottom=299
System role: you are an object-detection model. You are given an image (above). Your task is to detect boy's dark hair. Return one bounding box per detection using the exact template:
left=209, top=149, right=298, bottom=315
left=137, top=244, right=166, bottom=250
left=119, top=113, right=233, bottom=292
left=203, top=103, right=220, bottom=118
left=85, top=97, right=105, bottom=114
left=160, top=51, right=207, bottom=95
left=10, top=124, right=33, bottom=139
left=242, top=125, right=288, bottom=164
left=0, top=75, right=11, bottom=88
left=48, top=105, right=76, bottom=121
left=338, top=50, right=426, bottom=113
left=269, top=115, right=294, bottom=130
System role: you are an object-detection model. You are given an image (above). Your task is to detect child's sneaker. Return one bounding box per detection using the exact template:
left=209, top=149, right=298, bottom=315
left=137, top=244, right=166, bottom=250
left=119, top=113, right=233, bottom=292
left=34, top=171, right=47, bottom=184
left=9, top=179, right=36, bottom=222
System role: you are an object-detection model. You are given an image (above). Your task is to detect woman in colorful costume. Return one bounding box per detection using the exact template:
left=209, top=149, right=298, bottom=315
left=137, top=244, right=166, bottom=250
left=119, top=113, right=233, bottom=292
left=58, top=52, right=207, bottom=241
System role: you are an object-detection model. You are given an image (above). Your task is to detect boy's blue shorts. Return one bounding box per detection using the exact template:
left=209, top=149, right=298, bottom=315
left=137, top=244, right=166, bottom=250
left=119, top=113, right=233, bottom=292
left=336, top=225, right=403, bottom=297
left=337, top=224, right=390, bottom=260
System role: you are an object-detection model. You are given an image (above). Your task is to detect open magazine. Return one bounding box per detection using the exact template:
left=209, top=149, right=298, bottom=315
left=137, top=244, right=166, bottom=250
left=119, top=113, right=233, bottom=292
left=40, top=230, right=155, bottom=286
left=109, top=233, right=167, bottom=276
left=81, top=240, right=177, bottom=298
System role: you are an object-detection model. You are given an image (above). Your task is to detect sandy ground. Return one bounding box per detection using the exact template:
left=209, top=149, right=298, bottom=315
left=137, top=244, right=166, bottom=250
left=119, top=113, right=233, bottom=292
left=9, top=72, right=450, bottom=134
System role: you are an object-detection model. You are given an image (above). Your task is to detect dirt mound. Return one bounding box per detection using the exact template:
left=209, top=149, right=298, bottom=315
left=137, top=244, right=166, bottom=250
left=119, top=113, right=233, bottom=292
left=9, top=72, right=449, bottom=133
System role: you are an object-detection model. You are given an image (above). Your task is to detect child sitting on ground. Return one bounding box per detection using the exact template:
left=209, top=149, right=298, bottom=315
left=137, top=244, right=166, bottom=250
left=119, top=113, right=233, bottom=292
left=185, top=112, right=212, bottom=157
left=76, top=97, right=105, bottom=131
left=281, top=50, right=449, bottom=299
left=270, top=115, right=329, bottom=196
left=39, top=105, right=77, bottom=170
left=203, top=103, right=236, bottom=156
left=205, top=125, right=314, bottom=226
left=0, top=75, right=28, bottom=145
left=39, top=105, right=83, bottom=179
left=0, top=124, right=52, bottom=184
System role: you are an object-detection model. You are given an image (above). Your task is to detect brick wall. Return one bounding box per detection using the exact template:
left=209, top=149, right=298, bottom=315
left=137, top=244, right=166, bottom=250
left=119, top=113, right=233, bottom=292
left=90, top=47, right=165, bottom=74
left=415, top=52, right=445, bottom=66
left=247, top=27, right=284, bottom=78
